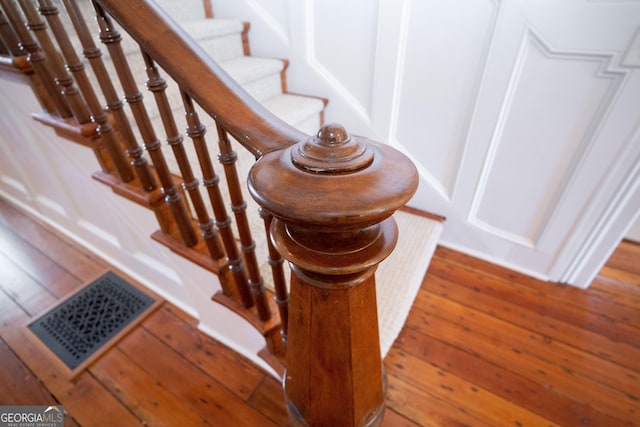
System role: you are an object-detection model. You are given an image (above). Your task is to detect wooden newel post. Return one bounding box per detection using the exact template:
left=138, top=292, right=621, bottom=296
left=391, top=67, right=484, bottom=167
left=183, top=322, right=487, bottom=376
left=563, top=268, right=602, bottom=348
left=249, top=123, right=418, bottom=426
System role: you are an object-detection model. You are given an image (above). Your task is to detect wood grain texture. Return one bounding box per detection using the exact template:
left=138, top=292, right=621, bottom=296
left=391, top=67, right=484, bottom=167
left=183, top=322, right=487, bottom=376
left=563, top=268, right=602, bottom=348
left=142, top=305, right=266, bottom=401
left=1, top=197, right=639, bottom=426
left=0, top=338, right=57, bottom=405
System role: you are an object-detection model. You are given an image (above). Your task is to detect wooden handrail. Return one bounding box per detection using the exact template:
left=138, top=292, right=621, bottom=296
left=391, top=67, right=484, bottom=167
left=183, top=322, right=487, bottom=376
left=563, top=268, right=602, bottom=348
left=96, top=0, right=306, bottom=157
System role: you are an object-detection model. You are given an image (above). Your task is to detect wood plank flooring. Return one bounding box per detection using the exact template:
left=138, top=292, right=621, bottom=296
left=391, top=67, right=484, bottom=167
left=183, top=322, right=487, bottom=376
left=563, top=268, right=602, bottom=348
left=0, top=196, right=638, bottom=426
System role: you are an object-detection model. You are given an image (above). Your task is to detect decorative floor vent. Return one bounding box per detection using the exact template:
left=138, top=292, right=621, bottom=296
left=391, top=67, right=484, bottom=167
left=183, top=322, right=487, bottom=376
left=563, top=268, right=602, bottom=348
left=29, top=271, right=155, bottom=370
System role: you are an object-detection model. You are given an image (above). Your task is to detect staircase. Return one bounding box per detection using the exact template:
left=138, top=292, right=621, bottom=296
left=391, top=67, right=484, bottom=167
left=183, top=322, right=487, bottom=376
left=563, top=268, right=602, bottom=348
left=147, top=0, right=328, bottom=135
left=142, top=0, right=444, bottom=360
left=0, top=0, right=443, bottom=425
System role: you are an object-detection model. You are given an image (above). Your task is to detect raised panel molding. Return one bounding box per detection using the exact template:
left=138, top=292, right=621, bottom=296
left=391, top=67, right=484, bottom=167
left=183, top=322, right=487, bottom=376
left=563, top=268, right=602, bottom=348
left=469, top=29, right=627, bottom=247
left=307, top=0, right=378, bottom=120
left=392, top=0, right=499, bottom=200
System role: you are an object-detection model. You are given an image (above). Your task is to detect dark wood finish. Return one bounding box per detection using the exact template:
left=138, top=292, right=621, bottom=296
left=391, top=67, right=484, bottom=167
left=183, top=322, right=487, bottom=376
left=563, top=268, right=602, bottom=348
left=0, top=197, right=639, bottom=426
left=94, top=3, right=198, bottom=246
left=62, top=0, right=143, bottom=184
left=36, top=0, right=133, bottom=182
left=261, top=208, right=289, bottom=340
left=250, top=124, right=419, bottom=426
left=181, top=92, right=250, bottom=300
left=216, top=123, right=270, bottom=316
left=92, top=0, right=157, bottom=191
left=17, top=0, right=90, bottom=123
left=142, top=53, right=224, bottom=258
left=0, top=7, right=21, bottom=56
left=0, top=0, right=70, bottom=117
left=96, top=0, right=306, bottom=157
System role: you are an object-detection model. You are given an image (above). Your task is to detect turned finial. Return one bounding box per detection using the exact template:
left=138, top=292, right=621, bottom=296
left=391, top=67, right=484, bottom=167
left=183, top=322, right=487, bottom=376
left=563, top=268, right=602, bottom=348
left=291, top=123, right=374, bottom=174
left=249, top=123, right=418, bottom=229
left=248, top=123, right=419, bottom=427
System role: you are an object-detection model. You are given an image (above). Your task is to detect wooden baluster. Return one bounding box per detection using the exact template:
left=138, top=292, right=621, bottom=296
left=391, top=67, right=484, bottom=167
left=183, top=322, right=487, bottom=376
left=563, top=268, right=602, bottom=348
left=92, top=3, right=197, bottom=246
left=0, top=32, right=7, bottom=55
left=216, top=123, right=270, bottom=319
left=35, top=0, right=133, bottom=182
left=90, top=0, right=155, bottom=191
left=0, top=0, right=69, bottom=117
left=17, top=0, right=89, bottom=123
left=61, top=0, right=149, bottom=186
left=142, top=52, right=224, bottom=259
left=181, top=92, right=253, bottom=306
left=249, top=123, right=419, bottom=426
left=260, top=207, right=288, bottom=342
left=0, top=7, right=21, bottom=56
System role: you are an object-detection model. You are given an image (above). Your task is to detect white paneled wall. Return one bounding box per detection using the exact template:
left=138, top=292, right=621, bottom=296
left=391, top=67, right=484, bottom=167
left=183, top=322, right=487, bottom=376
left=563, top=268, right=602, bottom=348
left=211, top=0, right=640, bottom=287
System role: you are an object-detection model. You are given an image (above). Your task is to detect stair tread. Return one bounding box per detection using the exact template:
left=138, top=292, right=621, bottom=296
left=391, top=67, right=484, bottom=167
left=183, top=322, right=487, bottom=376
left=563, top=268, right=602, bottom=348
left=262, top=93, right=326, bottom=129
left=376, top=210, right=443, bottom=356
left=220, top=56, right=285, bottom=86
left=181, top=18, right=245, bottom=40
left=154, top=0, right=208, bottom=23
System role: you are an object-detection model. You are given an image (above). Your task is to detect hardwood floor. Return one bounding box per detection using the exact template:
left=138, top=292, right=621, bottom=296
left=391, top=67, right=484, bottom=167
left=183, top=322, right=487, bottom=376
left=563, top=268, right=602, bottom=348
left=0, top=196, right=638, bottom=426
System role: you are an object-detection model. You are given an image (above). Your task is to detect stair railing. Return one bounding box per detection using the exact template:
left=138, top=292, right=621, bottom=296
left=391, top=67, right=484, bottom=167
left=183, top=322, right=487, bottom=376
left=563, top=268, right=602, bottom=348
left=0, top=0, right=419, bottom=425
left=0, top=0, right=70, bottom=117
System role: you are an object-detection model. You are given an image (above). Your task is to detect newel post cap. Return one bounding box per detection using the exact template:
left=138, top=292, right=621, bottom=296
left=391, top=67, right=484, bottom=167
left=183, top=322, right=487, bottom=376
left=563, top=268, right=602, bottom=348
left=248, top=123, right=419, bottom=229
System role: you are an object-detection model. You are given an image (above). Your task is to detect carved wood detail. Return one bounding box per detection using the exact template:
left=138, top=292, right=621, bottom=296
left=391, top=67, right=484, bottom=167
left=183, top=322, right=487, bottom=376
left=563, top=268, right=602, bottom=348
left=94, top=1, right=199, bottom=247
left=0, top=0, right=70, bottom=117
left=18, top=0, right=89, bottom=123
left=216, top=123, right=270, bottom=317
left=37, top=0, right=132, bottom=182
left=250, top=123, right=419, bottom=426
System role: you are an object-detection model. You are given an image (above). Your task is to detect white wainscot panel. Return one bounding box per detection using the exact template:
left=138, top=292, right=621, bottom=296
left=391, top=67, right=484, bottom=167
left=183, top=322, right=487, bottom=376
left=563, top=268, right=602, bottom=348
left=471, top=32, right=624, bottom=247
left=311, top=0, right=378, bottom=115
left=395, top=0, right=497, bottom=199
left=518, top=0, right=640, bottom=53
